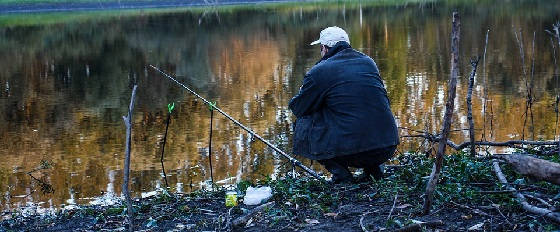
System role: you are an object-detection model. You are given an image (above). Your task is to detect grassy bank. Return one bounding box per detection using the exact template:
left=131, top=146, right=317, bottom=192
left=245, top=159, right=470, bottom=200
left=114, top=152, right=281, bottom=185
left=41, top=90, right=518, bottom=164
left=0, top=0, right=434, bottom=26
left=1, top=152, right=558, bottom=231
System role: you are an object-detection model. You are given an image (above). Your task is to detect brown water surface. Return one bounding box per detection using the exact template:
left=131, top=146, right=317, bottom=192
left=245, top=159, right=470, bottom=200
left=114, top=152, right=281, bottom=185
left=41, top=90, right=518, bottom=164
left=1, top=1, right=560, bottom=211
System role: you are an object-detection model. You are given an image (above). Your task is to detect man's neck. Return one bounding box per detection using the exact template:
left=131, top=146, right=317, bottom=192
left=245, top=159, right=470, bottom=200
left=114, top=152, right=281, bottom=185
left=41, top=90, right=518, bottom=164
left=320, top=42, right=351, bottom=61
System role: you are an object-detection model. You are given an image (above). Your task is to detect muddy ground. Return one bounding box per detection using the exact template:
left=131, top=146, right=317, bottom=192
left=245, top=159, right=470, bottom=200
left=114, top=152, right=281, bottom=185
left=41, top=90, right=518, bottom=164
left=0, top=184, right=507, bottom=232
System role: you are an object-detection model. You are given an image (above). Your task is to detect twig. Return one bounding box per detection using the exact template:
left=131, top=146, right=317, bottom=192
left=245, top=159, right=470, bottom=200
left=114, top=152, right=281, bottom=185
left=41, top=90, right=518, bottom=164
left=232, top=202, right=275, bottom=228
left=529, top=31, right=536, bottom=141
left=467, top=56, right=481, bottom=156
left=393, top=220, right=444, bottom=232
left=482, top=29, right=490, bottom=141
left=552, top=22, right=560, bottom=155
left=359, top=212, right=373, bottom=232
left=423, top=12, right=460, bottom=215
left=398, top=126, right=427, bottom=134
left=160, top=110, right=171, bottom=188
left=208, top=107, right=215, bottom=187
left=122, top=85, right=138, bottom=232
left=523, top=193, right=553, bottom=208
left=490, top=201, right=513, bottom=226
left=514, top=28, right=529, bottom=141
left=477, top=188, right=535, bottom=194
left=225, top=207, right=234, bottom=231
left=489, top=99, right=494, bottom=139
left=491, top=161, right=560, bottom=224
left=387, top=194, right=398, bottom=220
left=449, top=201, right=491, bottom=217
left=551, top=37, right=560, bottom=142
left=401, top=133, right=559, bottom=151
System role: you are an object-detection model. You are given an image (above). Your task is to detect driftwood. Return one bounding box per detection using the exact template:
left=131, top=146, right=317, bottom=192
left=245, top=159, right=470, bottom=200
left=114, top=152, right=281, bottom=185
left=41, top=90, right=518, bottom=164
left=496, top=154, right=560, bottom=185
left=232, top=202, right=275, bottom=228
left=122, top=85, right=138, bottom=231
left=423, top=11, right=460, bottom=215
left=492, top=161, right=560, bottom=224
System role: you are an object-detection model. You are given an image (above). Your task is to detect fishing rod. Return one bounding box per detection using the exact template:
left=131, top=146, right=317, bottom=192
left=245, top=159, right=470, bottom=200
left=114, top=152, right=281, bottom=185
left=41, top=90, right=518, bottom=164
left=149, top=65, right=324, bottom=181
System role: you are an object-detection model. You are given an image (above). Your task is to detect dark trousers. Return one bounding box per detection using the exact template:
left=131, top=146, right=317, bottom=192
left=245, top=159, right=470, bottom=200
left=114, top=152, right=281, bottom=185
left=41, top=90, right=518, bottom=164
left=318, top=145, right=396, bottom=182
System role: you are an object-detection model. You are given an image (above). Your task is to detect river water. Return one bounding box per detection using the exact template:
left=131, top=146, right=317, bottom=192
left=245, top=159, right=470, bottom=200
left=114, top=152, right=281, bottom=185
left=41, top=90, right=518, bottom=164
left=1, top=0, right=559, bottom=211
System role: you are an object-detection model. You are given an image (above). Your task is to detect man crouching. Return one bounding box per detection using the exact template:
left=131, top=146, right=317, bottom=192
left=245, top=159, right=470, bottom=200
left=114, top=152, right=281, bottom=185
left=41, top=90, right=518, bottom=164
left=289, top=26, right=399, bottom=183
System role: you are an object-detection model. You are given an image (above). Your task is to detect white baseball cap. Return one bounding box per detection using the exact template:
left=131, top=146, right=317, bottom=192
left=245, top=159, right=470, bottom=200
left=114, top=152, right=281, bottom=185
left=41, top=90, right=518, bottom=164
left=310, top=26, right=350, bottom=47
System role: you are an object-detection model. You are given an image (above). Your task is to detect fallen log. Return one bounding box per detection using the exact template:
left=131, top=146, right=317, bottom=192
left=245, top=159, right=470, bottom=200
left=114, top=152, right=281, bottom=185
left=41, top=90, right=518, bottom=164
left=492, top=161, right=560, bottom=224
left=497, top=154, right=560, bottom=185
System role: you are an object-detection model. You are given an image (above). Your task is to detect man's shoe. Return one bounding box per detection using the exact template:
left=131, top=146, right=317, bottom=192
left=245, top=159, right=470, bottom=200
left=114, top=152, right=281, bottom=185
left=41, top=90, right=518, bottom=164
left=330, top=174, right=353, bottom=184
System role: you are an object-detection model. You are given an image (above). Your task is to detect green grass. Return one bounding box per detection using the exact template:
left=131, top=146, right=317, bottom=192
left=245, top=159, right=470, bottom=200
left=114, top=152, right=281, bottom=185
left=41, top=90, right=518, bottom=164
left=0, top=0, right=436, bottom=27
left=0, top=0, right=145, bottom=3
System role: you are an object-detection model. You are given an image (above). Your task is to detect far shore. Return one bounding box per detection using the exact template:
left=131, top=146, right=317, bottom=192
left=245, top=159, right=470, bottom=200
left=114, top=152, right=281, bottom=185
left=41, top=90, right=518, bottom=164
left=0, top=0, right=307, bottom=13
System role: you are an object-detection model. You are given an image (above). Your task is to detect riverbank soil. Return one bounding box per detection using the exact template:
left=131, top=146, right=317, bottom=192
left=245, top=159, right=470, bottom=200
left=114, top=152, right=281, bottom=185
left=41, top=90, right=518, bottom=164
left=1, top=153, right=558, bottom=231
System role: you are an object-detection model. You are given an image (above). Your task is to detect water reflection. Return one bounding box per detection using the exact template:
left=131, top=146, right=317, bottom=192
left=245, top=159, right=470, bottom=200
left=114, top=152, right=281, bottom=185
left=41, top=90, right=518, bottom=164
left=1, top=1, right=560, bottom=211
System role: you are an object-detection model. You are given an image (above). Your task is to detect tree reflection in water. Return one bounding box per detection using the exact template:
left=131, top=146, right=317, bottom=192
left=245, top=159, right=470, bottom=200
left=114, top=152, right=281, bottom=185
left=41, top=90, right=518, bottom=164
left=0, top=0, right=559, bottom=210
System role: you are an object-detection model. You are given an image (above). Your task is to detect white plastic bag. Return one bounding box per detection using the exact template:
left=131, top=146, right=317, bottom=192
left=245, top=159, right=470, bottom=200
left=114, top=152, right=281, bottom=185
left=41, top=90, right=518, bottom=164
left=243, top=186, right=272, bottom=205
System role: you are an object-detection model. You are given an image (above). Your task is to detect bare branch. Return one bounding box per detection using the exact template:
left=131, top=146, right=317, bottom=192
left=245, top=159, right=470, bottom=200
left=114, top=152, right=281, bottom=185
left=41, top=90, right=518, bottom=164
left=467, top=57, right=481, bottom=156
left=122, top=85, right=138, bottom=231
left=423, top=12, right=460, bottom=215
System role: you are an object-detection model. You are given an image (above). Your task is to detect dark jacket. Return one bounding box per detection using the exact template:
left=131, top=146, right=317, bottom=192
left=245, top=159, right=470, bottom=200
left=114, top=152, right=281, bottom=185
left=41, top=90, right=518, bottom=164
left=289, top=41, right=399, bottom=160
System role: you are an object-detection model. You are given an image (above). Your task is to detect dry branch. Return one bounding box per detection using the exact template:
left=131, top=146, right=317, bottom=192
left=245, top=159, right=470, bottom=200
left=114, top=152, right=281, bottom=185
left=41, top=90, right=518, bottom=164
left=492, top=161, right=560, bottom=224
left=401, top=133, right=559, bottom=151
left=467, top=57, right=481, bottom=156
left=449, top=201, right=491, bottom=217
left=553, top=22, right=560, bottom=155
left=423, top=12, right=460, bottom=215
left=122, top=85, right=138, bottom=231
left=232, top=202, right=275, bottom=228
left=359, top=212, right=373, bottom=232
left=482, top=29, right=490, bottom=141
left=393, top=220, right=444, bottom=232
left=523, top=194, right=553, bottom=208
left=497, top=154, right=560, bottom=185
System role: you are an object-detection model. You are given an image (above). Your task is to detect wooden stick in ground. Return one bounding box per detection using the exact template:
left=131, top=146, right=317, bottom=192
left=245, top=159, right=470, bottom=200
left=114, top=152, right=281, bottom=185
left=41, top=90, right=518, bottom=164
left=514, top=29, right=529, bottom=141
left=387, top=194, right=398, bottom=220
left=423, top=12, right=460, bottom=215
left=466, top=57, right=481, bottom=156
left=160, top=111, right=171, bottom=188
left=491, top=161, right=560, bottom=224
left=553, top=22, right=560, bottom=156
left=482, top=29, right=489, bottom=141
left=232, top=202, right=275, bottom=228
left=550, top=36, right=560, bottom=145
left=529, top=31, right=536, bottom=141
left=122, top=85, right=138, bottom=231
